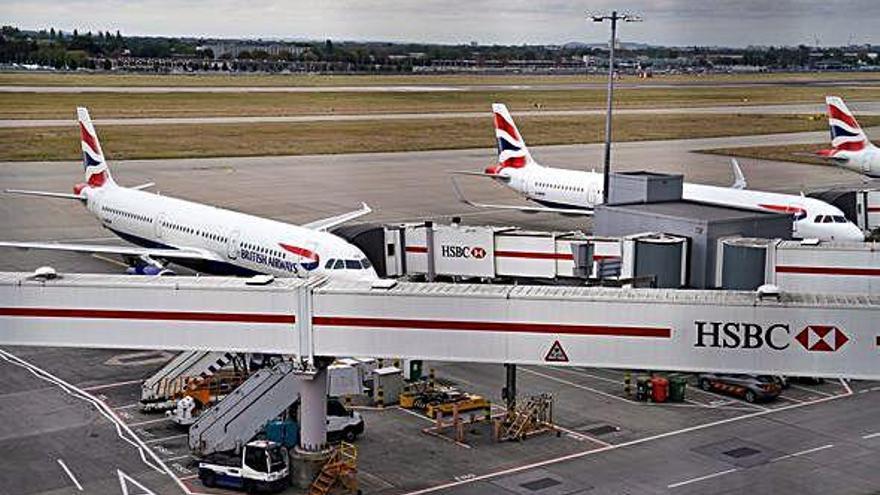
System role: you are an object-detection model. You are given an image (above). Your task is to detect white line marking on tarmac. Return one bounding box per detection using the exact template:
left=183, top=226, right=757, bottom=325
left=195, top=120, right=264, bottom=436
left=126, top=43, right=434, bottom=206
left=0, top=349, right=195, bottom=494
left=395, top=406, right=435, bottom=423
left=128, top=417, right=172, bottom=427
left=770, top=444, right=834, bottom=462
left=145, top=434, right=188, bottom=444
left=667, top=468, right=739, bottom=489
left=114, top=403, right=141, bottom=410
left=164, top=454, right=193, bottom=462
left=81, top=379, right=143, bottom=391
left=776, top=394, right=805, bottom=403
left=399, top=387, right=852, bottom=495
left=789, top=384, right=833, bottom=397
left=862, top=432, right=880, bottom=439
left=839, top=378, right=853, bottom=395
left=57, top=458, right=84, bottom=491
left=523, top=367, right=631, bottom=404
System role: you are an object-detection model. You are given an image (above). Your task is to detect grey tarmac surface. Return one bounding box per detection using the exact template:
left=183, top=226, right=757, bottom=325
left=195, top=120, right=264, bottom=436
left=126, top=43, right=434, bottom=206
left=1, top=132, right=879, bottom=494
left=4, top=101, right=880, bottom=128
left=1, top=76, right=879, bottom=93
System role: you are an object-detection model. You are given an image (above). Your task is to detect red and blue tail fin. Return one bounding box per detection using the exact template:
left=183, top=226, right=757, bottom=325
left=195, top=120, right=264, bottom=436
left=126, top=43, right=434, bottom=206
left=77, top=107, right=114, bottom=189
left=825, top=96, right=871, bottom=153
left=486, top=103, right=535, bottom=174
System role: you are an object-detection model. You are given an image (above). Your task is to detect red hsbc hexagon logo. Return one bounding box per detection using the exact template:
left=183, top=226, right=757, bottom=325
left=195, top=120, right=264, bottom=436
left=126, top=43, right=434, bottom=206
left=795, top=325, right=849, bottom=352
left=470, top=247, right=487, bottom=259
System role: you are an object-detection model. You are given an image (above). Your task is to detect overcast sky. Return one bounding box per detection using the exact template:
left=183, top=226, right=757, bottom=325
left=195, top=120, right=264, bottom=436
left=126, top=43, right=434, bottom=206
left=5, top=0, right=878, bottom=47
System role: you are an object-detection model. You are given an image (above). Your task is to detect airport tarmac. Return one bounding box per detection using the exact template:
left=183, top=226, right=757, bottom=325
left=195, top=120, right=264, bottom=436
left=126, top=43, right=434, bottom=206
left=2, top=76, right=879, bottom=93
left=4, top=101, right=880, bottom=128
left=1, top=133, right=879, bottom=494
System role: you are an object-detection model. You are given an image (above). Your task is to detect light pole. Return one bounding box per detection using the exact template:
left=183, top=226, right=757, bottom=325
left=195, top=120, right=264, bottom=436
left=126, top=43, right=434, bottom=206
left=590, top=11, right=642, bottom=203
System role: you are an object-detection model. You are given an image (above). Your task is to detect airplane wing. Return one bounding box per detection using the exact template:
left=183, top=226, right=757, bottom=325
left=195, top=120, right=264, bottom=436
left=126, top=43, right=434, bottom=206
left=449, top=170, right=511, bottom=182
left=0, top=241, right=224, bottom=262
left=792, top=151, right=849, bottom=163
left=729, top=158, right=747, bottom=190
left=302, top=203, right=372, bottom=231
left=5, top=189, right=85, bottom=200
left=451, top=175, right=593, bottom=216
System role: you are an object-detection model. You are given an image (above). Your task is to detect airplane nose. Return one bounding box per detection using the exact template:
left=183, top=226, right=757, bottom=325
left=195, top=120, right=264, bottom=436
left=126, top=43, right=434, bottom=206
left=839, top=225, right=865, bottom=242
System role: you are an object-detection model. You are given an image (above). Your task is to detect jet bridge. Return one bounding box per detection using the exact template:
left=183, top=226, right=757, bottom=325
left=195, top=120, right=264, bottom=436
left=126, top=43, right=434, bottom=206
left=0, top=272, right=878, bottom=380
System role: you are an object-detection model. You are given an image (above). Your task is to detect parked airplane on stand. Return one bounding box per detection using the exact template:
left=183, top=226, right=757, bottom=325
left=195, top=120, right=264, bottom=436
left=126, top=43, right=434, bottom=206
left=813, top=96, right=880, bottom=177
left=453, top=103, right=864, bottom=242
left=0, top=108, right=379, bottom=280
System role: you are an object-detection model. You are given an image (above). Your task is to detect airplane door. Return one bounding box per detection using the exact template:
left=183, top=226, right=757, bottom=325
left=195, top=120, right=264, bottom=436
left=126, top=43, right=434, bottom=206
left=227, top=230, right=240, bottom=260
left=155, top=213, right=166, bottom=240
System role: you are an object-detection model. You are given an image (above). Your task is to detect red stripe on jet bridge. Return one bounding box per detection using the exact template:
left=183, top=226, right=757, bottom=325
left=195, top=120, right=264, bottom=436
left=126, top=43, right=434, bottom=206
left=405, top=246, right=428, bottom=253
left=776, top=265, right=880, bottom=277
left=496, top=250, right=572, bottom=260
left=0, top=307, right=295, bottom=324
left=866, top=206, right=880, bottom=212
left=313, top=316, right=670, bottom=338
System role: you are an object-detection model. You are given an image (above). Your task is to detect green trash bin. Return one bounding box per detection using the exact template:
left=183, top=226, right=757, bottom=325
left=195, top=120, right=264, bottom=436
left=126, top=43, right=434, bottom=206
left=669, top=376, right=687, bottom=402
left=635, top=376, right=650, bottom=401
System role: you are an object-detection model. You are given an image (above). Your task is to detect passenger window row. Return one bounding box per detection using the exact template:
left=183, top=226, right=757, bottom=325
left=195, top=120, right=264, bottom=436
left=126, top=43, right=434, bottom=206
left=101, top=206, right=150, bottom=223
left=161, top=220, right=228, bottom=243
left=240, top=242, right=287, bottom=259
left=536, top=182, right=584, bottom=193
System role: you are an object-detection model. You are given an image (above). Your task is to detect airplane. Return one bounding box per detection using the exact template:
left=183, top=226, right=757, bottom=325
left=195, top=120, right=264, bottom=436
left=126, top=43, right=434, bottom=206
left=813, top=96, right=880, bottom=177
left=0, top=107, right=379, bottom=281
left=453, top=103, right=864, bottom=242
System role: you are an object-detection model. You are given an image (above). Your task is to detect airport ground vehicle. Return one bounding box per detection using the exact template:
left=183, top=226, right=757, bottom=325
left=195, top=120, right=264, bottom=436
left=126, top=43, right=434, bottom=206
left=698, top=373, right=782, bottom=403
left=326, top=398, right=365, bottom=442
left=197, top=440, right=289, bottom=493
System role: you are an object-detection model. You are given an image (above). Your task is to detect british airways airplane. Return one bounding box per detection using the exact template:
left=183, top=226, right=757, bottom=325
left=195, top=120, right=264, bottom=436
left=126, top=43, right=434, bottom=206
left=0, top=108, right=379, bottom=281
left=813, top=96, right=880, bottom=177
left=454, top=103, right=864, bottom=242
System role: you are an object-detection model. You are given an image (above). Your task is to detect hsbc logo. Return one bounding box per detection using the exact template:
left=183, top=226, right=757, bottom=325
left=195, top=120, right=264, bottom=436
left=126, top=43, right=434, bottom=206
left=440, top=245, right=487, bottom=259
left=795, top=325, right=848, bottom=352
left=694, top=321, right=849, bottom=353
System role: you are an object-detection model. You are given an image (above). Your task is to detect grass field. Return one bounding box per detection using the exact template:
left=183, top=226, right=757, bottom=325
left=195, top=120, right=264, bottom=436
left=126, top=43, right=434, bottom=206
left=4, top=113, right=873, bottom=162
left=4, top=86, right=880, bottom=120
left=3, top=71, right=880, bottom=87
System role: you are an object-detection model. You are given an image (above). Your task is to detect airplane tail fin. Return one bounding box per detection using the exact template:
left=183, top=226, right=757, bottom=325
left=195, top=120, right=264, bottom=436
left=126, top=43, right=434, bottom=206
left=825, top=96, right=872, bottom=153
left=77, top=107, right=115, bottom=189
left=485, top=103, right=537, bottom=175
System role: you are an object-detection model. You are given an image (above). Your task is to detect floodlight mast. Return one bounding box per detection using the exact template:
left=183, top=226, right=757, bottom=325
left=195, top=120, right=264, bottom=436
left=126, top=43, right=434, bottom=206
left=589, top=11, right=643, bottom=203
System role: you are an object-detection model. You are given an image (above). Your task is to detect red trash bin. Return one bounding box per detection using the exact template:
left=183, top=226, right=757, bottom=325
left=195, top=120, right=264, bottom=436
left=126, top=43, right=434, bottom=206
left=651, top=377, right=669, bottom=403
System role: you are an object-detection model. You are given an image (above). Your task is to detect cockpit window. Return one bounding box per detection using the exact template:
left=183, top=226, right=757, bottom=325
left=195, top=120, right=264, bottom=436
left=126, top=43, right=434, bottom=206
left=822, top=216, right=833, bottom=223
left=333, top=259, right=344, bottom=270
left=345, top=259, right=361, bottom=270
left=325, top=259, right=335, bottom=269
left=833, top=216, right=847, bottom=223
left=814, top=215, right=823, bottom=223
left=360, top=258, right=372, bottom=269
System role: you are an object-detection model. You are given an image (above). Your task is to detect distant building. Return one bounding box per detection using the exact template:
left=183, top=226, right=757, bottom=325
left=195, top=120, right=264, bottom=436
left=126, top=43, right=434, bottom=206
left=200, top=42, right=306, bottom=59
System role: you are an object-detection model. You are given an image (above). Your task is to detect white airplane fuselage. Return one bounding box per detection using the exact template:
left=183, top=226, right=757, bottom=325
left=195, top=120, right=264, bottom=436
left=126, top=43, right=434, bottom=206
left=83, top=185, right=378, bottom=281
left=826, top=145, right=880, bottom=177
left=502, top=165, right=865, bottom=241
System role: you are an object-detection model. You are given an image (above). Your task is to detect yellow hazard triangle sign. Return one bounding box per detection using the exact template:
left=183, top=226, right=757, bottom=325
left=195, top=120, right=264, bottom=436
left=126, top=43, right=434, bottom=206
left=544, top=340, right=569, bottom=362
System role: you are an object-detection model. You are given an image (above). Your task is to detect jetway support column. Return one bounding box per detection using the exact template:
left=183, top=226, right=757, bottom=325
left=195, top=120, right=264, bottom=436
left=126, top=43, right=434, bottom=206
left=291, top=363, right=331, bottom=489
left=503, top=363, right=517, bottom=411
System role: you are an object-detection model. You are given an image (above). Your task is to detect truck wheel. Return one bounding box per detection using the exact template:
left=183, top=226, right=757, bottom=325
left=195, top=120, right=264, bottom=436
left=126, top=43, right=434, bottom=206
left=343, top=427, right=357, bottom=442
left=744, top=390, right=756, bottom=403
left=201, top=472, right=216, bottom=488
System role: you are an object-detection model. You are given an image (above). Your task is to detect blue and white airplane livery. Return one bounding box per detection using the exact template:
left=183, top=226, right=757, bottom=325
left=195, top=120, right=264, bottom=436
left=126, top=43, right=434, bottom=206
left=1, top=108, right=379, bottom=281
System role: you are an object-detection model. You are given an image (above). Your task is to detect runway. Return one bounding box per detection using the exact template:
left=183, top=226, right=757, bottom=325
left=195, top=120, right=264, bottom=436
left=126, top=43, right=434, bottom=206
left=2, top=76, right=879, bottom=94
left=4, top=101, right=880, bottom=128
